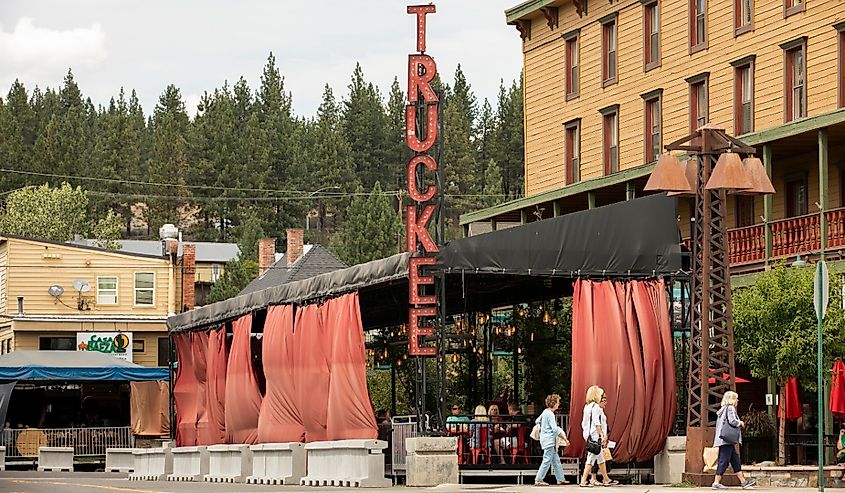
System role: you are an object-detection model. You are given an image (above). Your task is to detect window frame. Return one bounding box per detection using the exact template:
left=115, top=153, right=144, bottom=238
left=600, top=14, right=619, bottom=88
left=600, top=105, right=620, bottom=175
left=731, top=55, right=756, bottom=135
left=784, top=0, right=804, bottom=18
left=781, top=37, right=808, bottom=122
left=158, top=337, right=170, bottom=367
left=689, top=0, right=708, bottom=54
left=686, top=73, right=709, bottom=133
left=642, top=89, right=663, bottom=163
left=211, top=264, right=221, bottom=282
left=735, top=196, right=756, bottom=228
left=133, top=272, right=156, bottom=307
left=96, top=276, right=119, bottom=305
left=39, top=336, right=76, bottom=351
left=643, top=0, right=661, bottom=71
left=133, top=340, right=145, bottom=353
left=734, top=0, right=753, bottom=35
left=785, top=173, right=809, bottom=217
left=564, top=30, right=580, bottom=100
left=565, top=119, right=581, bottom=185
left=837, top=23, right=845, bottom=108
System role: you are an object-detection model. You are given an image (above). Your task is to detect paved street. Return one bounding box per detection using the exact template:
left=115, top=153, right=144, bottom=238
left=0, top=472, right=838, bottom=493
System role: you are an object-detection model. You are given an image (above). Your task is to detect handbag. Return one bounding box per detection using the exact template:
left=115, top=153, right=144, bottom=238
left=602, top=447, right=613, bottom=461
left=585, top=404, right=603, bottom=455
left=557, top=431, right=570, bottom=447
left=718, top=407, right=741, bottom=444
left=530, top=423, right=541, bottom=441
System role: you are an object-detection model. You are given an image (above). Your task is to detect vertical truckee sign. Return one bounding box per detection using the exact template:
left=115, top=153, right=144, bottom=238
left=406, top=4, right=438, bottom=356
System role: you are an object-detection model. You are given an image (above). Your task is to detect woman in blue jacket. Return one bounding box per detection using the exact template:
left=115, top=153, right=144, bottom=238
left=534, top=393, right=569, bottom=486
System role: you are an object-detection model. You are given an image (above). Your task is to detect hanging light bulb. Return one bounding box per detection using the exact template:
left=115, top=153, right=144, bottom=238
left=402, top=353, right=409, bottom=360
left=552, top=318, right=558, bottom=326
left=517, top=347, right=523, bottom=354
left=397, top=359, right=403, bottom=367
left=543, top=311, right=551, bottom=324
left=451, top=354, right=458, bottom=363
left=518, top=307, right=525, bottom=317
left=530, top=332, right=535, bottom=342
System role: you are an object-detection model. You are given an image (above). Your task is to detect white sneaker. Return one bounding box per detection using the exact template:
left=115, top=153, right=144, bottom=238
left=741, top=478, right=758, bottom=489
left=712, top=482, right=728, bottom=490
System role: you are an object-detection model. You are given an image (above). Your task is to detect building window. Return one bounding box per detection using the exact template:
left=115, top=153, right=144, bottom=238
left=783, top=39, right=807, bottom=122
left=735, top=0, right=753, bottom=34
left=565, top=120, right=581, bottom=184
left=565, top=32, right=579, bottom=99
left=211, top=264, right=221, bottom=282
left=5, top=339, right=10, bottom=354
left=134, top=272, right=155, bottom=306
left=735, top=196, right=755, bottom=227
left=158, top=337, right=170, bottom=367
left=601, top=105, right=620, bottom=175
left=690, top=0, right=707, bottom=52
left=687, top=74, right=709, bottom=132
left=40, top=337, right=76, bottom=351
left=838, top=24, right=845, bottom=108
left=643, top=90, right=662, bottom=163
left=784, top=0, right=804, bottom=17
left=601, top=16, right=618, bottom=87
left=96, top=276, right=118, bottom=305
left=733, top=58, right=755, bottom=134
left=133, top=340, right=145, bottom=353
left=644, top=1, right=660, bottom=70
left=786, top=176, right=808, bottom=217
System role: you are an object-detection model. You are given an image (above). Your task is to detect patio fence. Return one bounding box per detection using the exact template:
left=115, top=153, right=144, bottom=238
left=0, top=426, right=134, bottom=459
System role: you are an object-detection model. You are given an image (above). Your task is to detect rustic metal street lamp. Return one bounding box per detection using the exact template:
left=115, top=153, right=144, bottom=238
left=645, top=123, right=775, bottom=484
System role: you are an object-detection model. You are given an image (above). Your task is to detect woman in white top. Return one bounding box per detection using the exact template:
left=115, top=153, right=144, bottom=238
left=579, top=385, right=617, bottom=487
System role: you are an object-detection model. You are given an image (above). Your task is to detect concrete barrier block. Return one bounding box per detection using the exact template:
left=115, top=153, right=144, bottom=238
left=129, top=447, right=173, bottom=481
left=0, top=446, right=5, bottom=471
left=405, top=437, right=458, bottom=487
left=105, top=448, right=136, bottom=473
left=655, top=436, right=686, bottom=484
left=246, top=442, right=304, bottom=485
left=300, top=439, right=391, bottom=488
left=204, top=444, right=253, bottom=483
left=37, top=447, right=73, bottom=472
left=167, top=446, right=209, bottom=482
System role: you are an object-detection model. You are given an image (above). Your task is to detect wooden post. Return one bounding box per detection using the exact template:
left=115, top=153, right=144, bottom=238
left=490, top=218, right=497, bottom=232
left=587, top=191, right=596, bottom=209
left=553, top=201, right=561, bottom=217
left=626, top=182, right=636, bottom=200
left=763, top=144, right=774, bottom=267
left=819, top=129, right=829, bottom=260
left=520, top=209, right=528, bottom=224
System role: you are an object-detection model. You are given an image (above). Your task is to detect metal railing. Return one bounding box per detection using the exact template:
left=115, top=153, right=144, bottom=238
left=0, top=426, right=134, bottom=459
left=390, top=415, right=418, bottom=477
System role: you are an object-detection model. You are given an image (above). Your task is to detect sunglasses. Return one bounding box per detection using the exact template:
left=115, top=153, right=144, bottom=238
left=451, top=407, right=460, bottom=411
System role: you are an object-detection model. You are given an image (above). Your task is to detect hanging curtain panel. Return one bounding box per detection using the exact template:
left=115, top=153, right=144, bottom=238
left=568, top=279, right=676, bottom=462
left=192, top=331, right=210, bottom=445
left=224, top=314, right=263, bottom=444
left=324, top=293, right=377, bottom=440
left=257, top=304, right=305, bottom=443
left=295, top=304, right=330, bottom=442
left=173, top=332, right=198, bottom=446
left=130, top=381, right=170, bottom=436
left=206, top=327, right=228, bottom=445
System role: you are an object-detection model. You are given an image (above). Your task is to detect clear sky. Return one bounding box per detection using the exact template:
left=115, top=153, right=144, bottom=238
left=0, top=1, right=524, bottom=118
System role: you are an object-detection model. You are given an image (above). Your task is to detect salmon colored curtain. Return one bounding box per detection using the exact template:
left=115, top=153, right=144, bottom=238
left=173, top=333, right=198, bottom=446
left=568, top=279, right=676, bottom=462
left=324, top=293, right=377, bottom=440
left=295, top=304, right=330, bottom=442
left=257, top=305, right=305, bottom=442
left=224, top=314, right=263, bottom=444
left=192, top=331, right=210, bottom=445
left=130, top=381, right=170, bottom=436
left=206, top=327, right=228, bottom=444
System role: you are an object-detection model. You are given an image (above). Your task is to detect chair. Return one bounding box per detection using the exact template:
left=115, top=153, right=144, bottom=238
left=510, top=425, right=531, bottom=464
left=470, top=424, right=491, bottom=465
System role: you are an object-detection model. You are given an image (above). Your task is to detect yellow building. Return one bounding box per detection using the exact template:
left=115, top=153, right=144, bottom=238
left=464, top=0, right=845, bottom=275
left=0, top=236, right=175, bottom=367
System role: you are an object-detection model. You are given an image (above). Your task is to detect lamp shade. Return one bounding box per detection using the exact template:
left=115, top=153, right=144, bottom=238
left=644, top=154, right=693, bottom=193
left=668, top=158, right=698, bottom=197
left=740, top=157, right=776, bottom=194
left=705, top=152, right=753, bottom=190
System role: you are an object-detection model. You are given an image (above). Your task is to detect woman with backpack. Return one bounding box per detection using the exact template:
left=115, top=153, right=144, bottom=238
left=533, top=394, right=570, bottom=486
left=579, top=385, right=617, bottom=487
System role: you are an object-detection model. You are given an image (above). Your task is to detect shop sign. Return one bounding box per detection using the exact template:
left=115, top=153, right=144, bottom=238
left=76, top=332, right=132, bottom=362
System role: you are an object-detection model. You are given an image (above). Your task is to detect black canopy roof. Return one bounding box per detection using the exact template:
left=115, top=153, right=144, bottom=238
left=168, top=194, right=681, bottom=333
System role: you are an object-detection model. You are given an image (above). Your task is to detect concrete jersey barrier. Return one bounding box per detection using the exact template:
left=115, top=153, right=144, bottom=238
left=205, top=444, right=253, bottom=483
left=246, top=442, right=305, bottom=485
left=300, top=439, right=391, bottom=488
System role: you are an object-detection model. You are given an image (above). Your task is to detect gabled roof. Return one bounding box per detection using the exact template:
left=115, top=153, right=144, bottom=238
left=1, top=234, right=165, bottom=261
left=238, top=244, right=347, bottom=295
left=69, top=239, right=240, bottom=263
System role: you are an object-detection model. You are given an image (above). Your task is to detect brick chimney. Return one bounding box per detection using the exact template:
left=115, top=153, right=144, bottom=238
left=182, top=243, right=196, bottom=311
left=258, top=238, right=276, bottom=276
left=286, top=228, right=304, bottom=267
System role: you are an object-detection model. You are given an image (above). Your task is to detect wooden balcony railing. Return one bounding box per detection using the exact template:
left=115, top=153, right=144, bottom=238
left=728, top=224, right=765, bottom=264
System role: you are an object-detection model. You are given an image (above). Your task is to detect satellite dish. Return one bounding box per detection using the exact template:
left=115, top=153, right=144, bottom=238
left=73, top=279, right=91, bottom=293
left=47, top=285, right=64, bottom=298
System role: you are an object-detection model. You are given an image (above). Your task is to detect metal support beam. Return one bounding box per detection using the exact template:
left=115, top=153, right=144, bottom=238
left=819, top=129, right=829, bottom=259
left=763, top=144, right=773, bottom=267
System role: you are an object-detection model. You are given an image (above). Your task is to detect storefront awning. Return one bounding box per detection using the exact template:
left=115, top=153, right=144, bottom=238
left=0, top=351, right=169, bottom=381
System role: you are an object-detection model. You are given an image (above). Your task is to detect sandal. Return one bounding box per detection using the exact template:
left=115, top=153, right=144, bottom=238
left=557, top=480, right=571, bottom=485
left=535, top=480, right=550, bottom=486
left=602, top=480, right=620, bottom=486
left=579, top=483, right=594, bottom=487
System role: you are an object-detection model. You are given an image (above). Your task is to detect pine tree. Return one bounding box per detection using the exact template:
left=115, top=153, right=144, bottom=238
left=0, top=182, right=89, bottom=241
left=331, top=182, right=400, bottom=265
left=491, top=76, right=525, bottom=199
left=442, top=65, right=481, bottom=222
left=480, top=160, right=504, bottom=209
left=476, top=98, right=494, bottom=177
left=342, top=63, right=388, bottom=189
left=385, top=77, right=410, bottom=191
left=0, top=81, right=33, bottom=191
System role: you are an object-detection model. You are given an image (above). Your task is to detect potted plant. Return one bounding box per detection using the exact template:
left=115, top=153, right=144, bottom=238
left=741, top=406, right=776, bottom=464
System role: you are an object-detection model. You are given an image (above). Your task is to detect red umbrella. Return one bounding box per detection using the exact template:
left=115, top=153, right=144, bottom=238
left=830, top=360, right=845, bottom=418
left=707, top=369, right=750, bottom=384
left=778, top=377, right=802, bottom=421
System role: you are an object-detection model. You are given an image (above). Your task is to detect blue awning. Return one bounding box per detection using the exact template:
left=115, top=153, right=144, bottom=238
left=0, top=351, right=168, bottom=381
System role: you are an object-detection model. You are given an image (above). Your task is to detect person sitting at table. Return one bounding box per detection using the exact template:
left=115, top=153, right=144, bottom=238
left=495, top=402, right=524, bottom=462
left=446, top=403, right=470, bottom=434
left=836, top=424, right=845, bottom=465
left=470, top=405, right=490, bottom=462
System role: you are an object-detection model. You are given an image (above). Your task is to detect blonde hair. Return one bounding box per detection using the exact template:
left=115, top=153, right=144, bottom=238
left=474, top=405, right=489, bottom=421
left=488, top=404, right=500, bottom=415
left=721, top=391, right=739, bottom=408
left=585, top=385, right=605, bottom=405
left=545, top=394, right=561, bottom=409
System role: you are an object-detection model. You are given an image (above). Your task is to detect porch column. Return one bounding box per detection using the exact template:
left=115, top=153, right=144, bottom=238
left=626, top=182, right=636, bottom=200
left=553, top=201, right=561, bottom=217
left=587, top=191, right=596, bottom=209
left=520, top=209, right=528, bottom=224
left=819, top=129, right=829, bottom=259
left=490, top=218, right=497, bottom=232
left=763, top=144, right=774, bottom=267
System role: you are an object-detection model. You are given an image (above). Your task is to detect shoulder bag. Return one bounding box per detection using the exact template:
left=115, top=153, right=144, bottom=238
left=718, top=407, right=741, bottom=445
left=585, top=404, right=603, bottom=455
